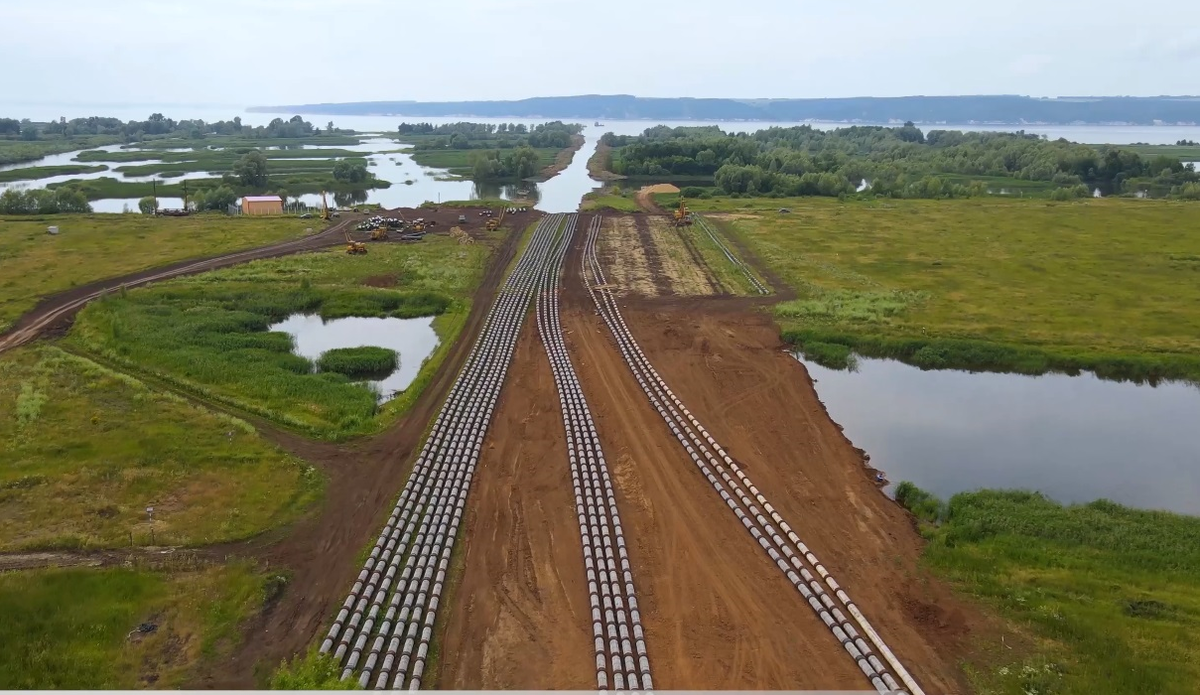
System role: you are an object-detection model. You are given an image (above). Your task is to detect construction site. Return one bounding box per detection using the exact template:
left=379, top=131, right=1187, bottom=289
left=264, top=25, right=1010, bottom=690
left=0, top=200, right=988, bottom=693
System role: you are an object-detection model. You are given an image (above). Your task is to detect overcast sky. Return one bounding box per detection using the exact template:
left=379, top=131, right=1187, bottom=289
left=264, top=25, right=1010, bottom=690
left=2, top=0, right=1199, bottom=109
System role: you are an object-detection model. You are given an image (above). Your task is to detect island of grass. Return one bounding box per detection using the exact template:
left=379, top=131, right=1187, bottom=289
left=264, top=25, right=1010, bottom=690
left=391, top=120, right=583, bottom=182
left=68, top=231, right=500, bottom=439
left=682, top=195, right=1200, bottom=384
left=893, top=483, right=1200, bottom=695
left=317, top=346, right=398, bottom=379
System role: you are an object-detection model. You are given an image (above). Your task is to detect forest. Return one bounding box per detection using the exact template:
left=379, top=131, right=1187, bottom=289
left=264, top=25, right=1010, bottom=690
left=395, top=120, right=582, bottom=150
left=602, top=124, right=1200, bottom=199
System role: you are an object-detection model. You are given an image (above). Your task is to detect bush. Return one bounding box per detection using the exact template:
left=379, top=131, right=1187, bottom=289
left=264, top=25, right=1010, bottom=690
left=316, top=346, right=398, bottom=378
left=893, top=481, right=946, bottom=523
left=137, top=196, right=157, bottom=215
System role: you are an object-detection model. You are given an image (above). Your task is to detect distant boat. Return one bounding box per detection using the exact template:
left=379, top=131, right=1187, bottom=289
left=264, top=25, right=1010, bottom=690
left=595, top=121, right=603, bottom=126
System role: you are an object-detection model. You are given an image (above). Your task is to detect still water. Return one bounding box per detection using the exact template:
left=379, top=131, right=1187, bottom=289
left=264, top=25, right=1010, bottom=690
left=269, top=313, right=439, bottom=402
left=799, top=356, right=1200, bottom=515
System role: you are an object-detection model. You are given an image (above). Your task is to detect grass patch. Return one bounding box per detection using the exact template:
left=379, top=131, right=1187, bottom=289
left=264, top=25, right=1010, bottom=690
left=0, top=164, right=108, bottom=183
left=687, top=216, right=766, bottom=295
left=581, top=192, right=641, bottom=213
left=272, top=650, right=359, bottom=689
left=688, top=196, right=1200, bottom=382
left=68, top=235, right=493, bottom=439
left=0, top=562, right=272, bottom=689
left=0, top=214, right=316, bottom=334
left=0, top=346, right=320, bottom=550
left=406, top=147, right=559, bottom=177
left=317, top=346, right=397, bottom=379
left=896, top=485, right=1200, bottom=694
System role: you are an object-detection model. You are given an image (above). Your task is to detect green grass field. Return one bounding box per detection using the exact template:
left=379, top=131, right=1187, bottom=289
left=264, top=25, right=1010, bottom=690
left=688, top=196, right=1200, bottom=382
left=0, top=346, right=320, bottom=550
left=0, top=562, right=274, bottom=688
left=686, top=216, right=764, bottom=295
left=581, top=192, right=641, bottom=213
left=69, top=234, right=495, bottom=439
left=406, top=148, right=560, bottom=177
left=0, top=214, right=316, bottom=334
left=0, top=164, right=108, bottom=183
left=896, top=486, right=1200, bottom=695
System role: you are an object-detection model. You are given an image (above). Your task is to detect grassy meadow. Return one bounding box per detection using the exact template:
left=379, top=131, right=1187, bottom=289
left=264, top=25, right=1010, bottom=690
left=405, top=147, right=560, bottom=177
left=896, top=486, right=1200, bottom=695
left=0, top=346, right=320, bottom=550
left=0, top=164, right=108, bottom=183
left=69, top=233, right=495, bottom=439
left=0, top=214, right=317, bottom=333
left=685, top=196, right=1200, bottom=382
left=0, top=562, right=276, bottom=689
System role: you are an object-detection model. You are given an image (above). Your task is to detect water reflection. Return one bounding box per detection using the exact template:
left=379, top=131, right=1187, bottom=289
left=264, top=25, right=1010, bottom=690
left=797, top=354, right=1200, bottom=515
left=269, top=313, right=440, bottom=402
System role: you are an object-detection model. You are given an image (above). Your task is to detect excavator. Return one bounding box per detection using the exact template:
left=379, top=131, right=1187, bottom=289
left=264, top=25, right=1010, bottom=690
left=344, top=230, right=368, bottom=255
left=485, top=207, right=504, bottom=232
left=321, top=191, right=332, bottom=221
left=369, top=226, right=389, bottom=241
left=673, top=197, right=692, bottom=227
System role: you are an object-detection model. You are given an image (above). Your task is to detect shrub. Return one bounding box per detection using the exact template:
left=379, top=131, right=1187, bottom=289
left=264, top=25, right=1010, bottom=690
left=316, top=347, right=398, bottom=378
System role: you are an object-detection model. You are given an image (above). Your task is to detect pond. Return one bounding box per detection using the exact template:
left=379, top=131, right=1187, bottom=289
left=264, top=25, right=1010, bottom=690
left=797, top=355, right=1200, bottom=515
left=269, top=314, right=439, bottom=402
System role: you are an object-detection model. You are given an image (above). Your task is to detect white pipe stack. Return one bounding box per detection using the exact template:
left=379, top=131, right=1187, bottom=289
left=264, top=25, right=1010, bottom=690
left=581, top=215, right=923, bottom=695
left=317, top=214, right=565, bottom=690
left=534, top=214, right=654, bottom=691
left=691, top=214, right=769, bottom=294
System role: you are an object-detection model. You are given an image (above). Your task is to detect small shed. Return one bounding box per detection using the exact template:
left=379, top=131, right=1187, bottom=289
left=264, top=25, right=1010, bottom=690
left=241, top=195, right=283, bottom=216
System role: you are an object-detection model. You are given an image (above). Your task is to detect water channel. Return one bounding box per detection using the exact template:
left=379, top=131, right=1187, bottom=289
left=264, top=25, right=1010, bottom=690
left=269, top=313, right=439, bottom=402
left=799, top=355, right=1200, bottom=515
left=6, top=108, right=1200, bottom=214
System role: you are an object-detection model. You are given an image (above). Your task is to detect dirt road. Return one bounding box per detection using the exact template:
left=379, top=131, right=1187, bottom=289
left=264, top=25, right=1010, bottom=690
left=434, top=213, right=984, bottom=691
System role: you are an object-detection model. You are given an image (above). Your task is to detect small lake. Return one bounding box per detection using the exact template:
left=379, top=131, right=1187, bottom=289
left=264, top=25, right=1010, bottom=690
left=797, top=355, right=1200, bottom=515
left=269, top=314, right=439, bottom=402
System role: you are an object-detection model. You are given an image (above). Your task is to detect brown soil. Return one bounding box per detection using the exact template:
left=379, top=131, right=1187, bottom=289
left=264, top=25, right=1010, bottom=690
left=432, top=216, right=987, bottom=691
left=635, top=183, right=679, bottom=212
left=2, top=209, right=993, bottom=691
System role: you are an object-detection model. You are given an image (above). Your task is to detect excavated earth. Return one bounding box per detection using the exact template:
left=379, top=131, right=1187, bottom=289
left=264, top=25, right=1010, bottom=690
left=434, top=215, right=989, bottom=691
left=3, top=208, right=992, bottom=691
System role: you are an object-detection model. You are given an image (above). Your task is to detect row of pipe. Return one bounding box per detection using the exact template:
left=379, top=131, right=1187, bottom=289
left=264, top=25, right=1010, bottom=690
left=316, top=214, right=566, bottom=690
left=533, top=214, right=654, bottom=691
left=581, top=215, right=924, bottom=695
left=692, top=214, right=769, bottom=294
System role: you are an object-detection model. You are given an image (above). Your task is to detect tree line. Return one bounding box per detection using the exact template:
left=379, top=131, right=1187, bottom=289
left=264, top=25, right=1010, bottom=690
left=603, top=124, right=1200, bottom=199
left=397, top=120, right=582, bottom=151
left=2, top=113, right=334, bottom=142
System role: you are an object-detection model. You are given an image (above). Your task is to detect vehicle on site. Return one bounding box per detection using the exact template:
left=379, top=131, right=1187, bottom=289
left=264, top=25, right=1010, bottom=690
left=673, top=198, right=692, bottom=227
left=370, top=227, right=389, bottom=241
left=344, top=230, right=368, bottom=255
left=321, top=191, right=332, bottom=221
left=458, top=214, right=468, bottom=224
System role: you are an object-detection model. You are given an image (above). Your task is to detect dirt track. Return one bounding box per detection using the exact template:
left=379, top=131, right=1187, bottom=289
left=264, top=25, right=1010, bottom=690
left=5, top=207, right=989, bottom=690
left=434, top=213, right=986, bottom=691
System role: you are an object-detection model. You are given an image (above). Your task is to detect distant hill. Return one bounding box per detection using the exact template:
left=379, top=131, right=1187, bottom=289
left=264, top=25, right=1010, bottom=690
left=248, top=95, right=1200, bottom=126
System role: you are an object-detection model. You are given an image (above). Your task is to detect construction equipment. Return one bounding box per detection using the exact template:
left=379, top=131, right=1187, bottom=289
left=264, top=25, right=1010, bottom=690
left=673, top=197, right=692, bottom=227
left=344, top=230, right=367, bottom=255
left=370, top=227, right=389, bottom=241
left=320, top=191, right=331, bottom=221
left=485, top=206, right=504, bottom=231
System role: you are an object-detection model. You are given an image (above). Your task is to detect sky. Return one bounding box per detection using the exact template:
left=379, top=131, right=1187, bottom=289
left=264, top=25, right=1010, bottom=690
left=2, top=0, right=1199, bottom=110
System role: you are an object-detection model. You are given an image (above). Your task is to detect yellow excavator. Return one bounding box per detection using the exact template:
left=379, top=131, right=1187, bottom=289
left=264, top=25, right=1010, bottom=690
left=673, top=197, right=692, bottom=227
left=344, top=230, right=367, bottom=255
left=320, top=191, right=331, bottom=221
left=370, top=227, right=389, bottom=241
left=485, top=207, right=504, bottom=232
